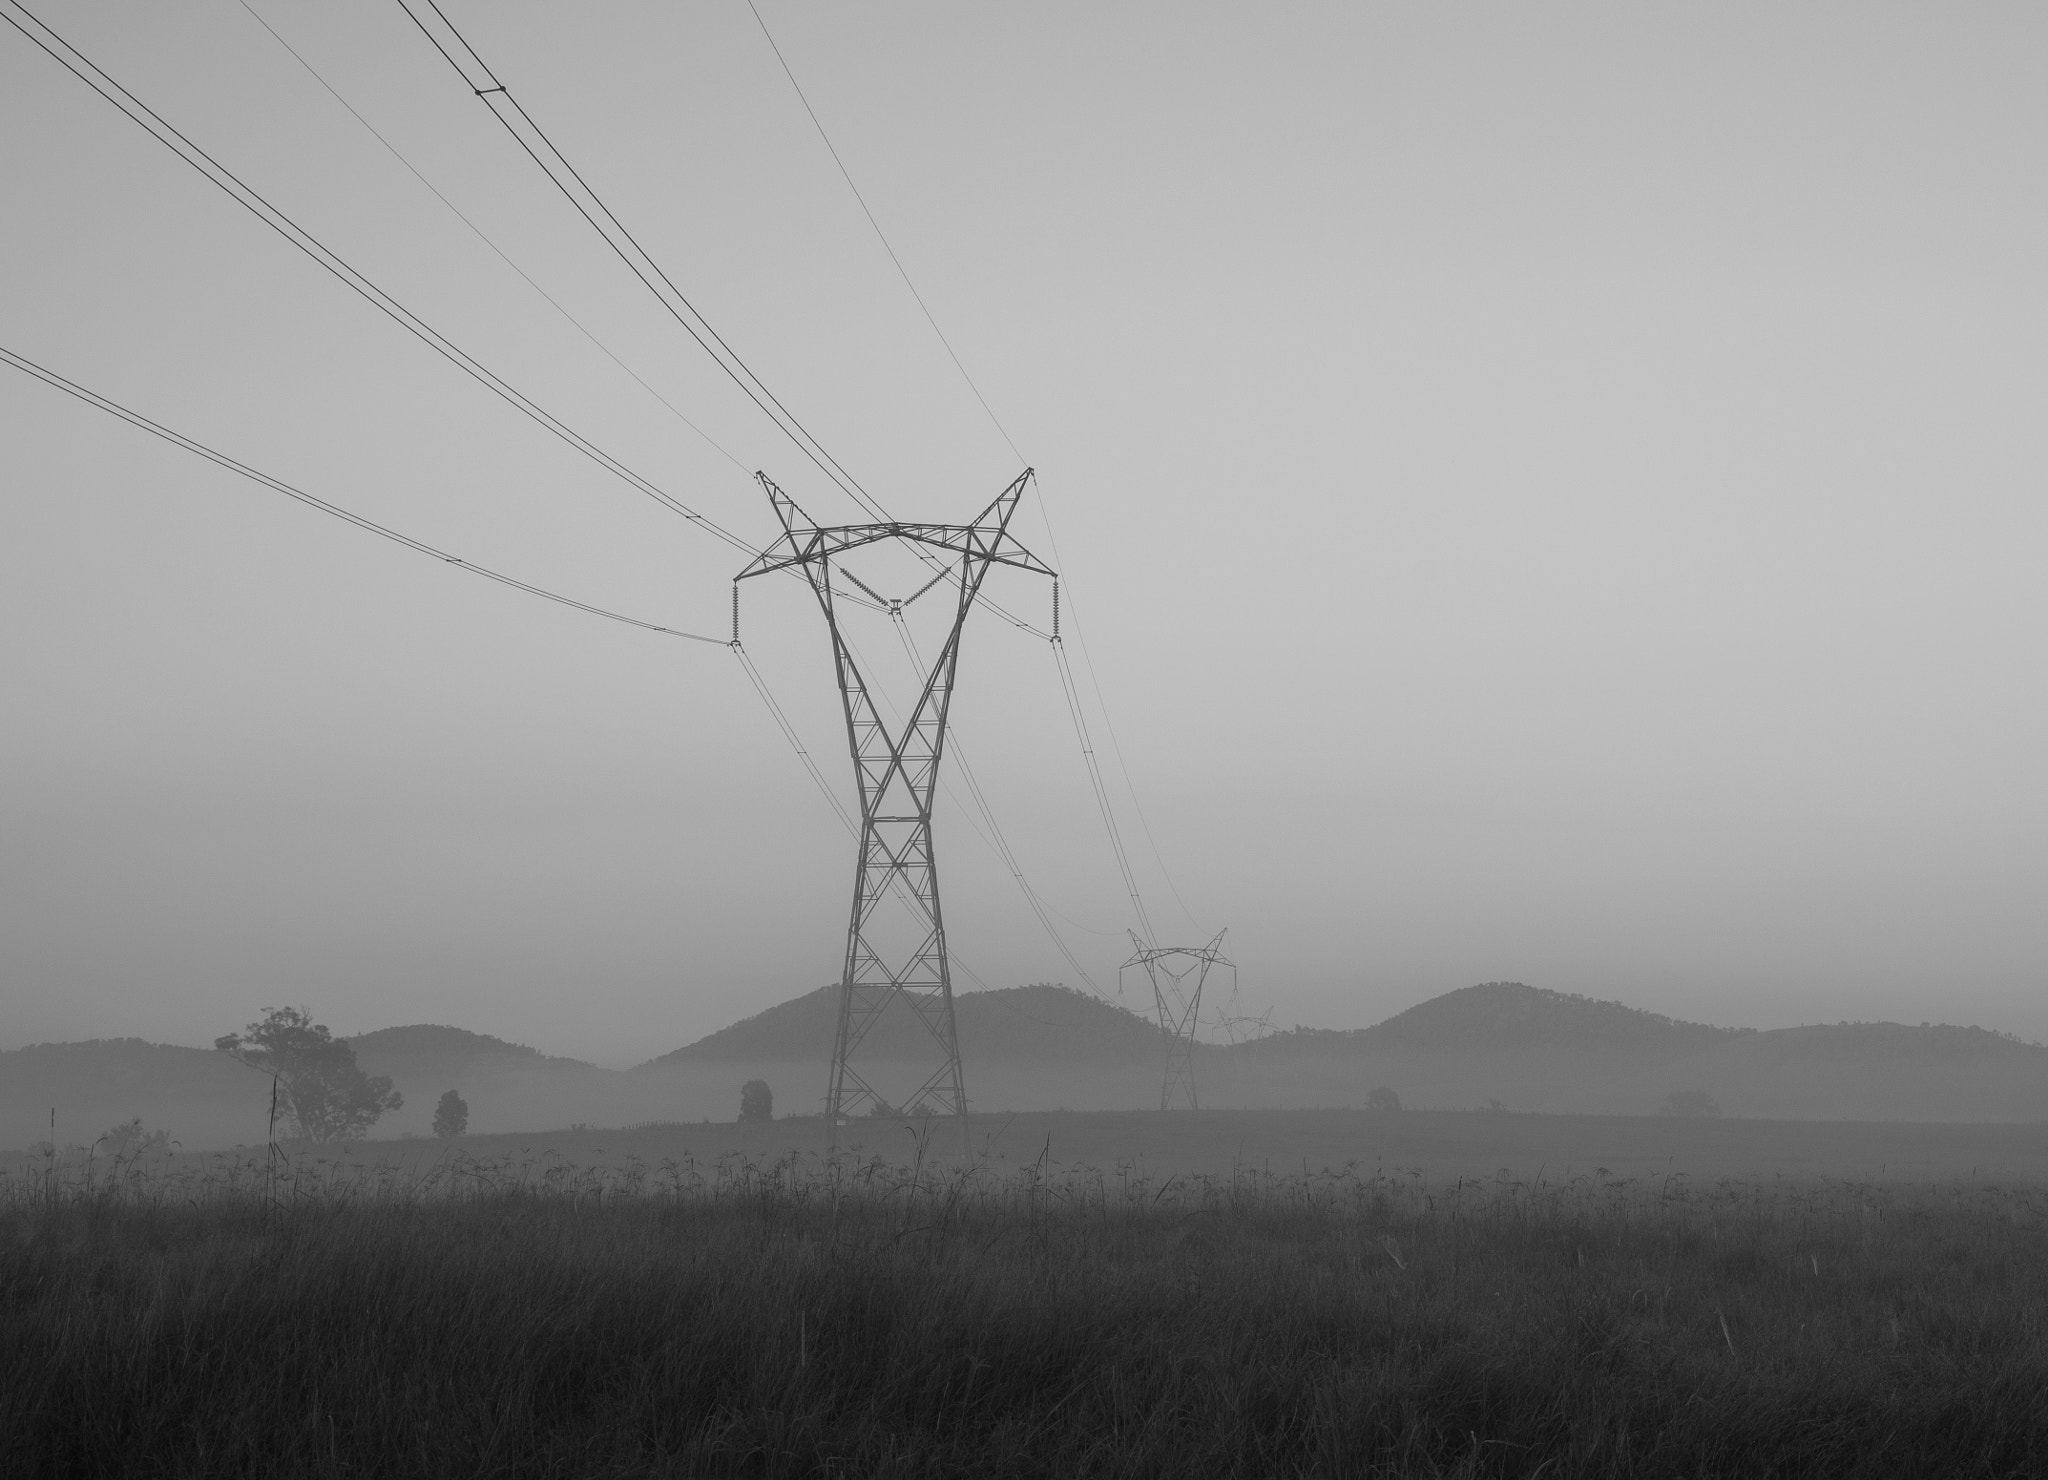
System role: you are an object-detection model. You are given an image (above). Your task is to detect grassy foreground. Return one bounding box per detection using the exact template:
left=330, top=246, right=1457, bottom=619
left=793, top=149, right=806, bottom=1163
left=4, top=1148, right=2046, bottom=1478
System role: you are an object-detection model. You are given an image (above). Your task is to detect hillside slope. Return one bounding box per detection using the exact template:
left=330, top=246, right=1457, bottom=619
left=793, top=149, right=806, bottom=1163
left=14, top=986, right=2047, bottom=1139
left=349, top=1025, right=595, bottom=1087
left=347, top=1025, right=683, bottom=1139
left=636, top=983, right=1165, bottom=1070
left=2, top=1029, right=667, bottom=1151
left=1, top=1039, right=269, bottom=1151
left=1626, top=1022, right=2048, bottom=1122
left=1245, top=982, right=1745, bottom=1065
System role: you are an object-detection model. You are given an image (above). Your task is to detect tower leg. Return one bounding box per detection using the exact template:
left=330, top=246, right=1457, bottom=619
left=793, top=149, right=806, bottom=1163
left=733, top=470, right=1049, bottom=1165
left=814, top=555, right=988, bottom=1156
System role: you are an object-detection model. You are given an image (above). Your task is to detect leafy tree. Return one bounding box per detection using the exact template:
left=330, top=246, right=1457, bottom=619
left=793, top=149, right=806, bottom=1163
left=1662, top=1089, right=1721, bottom=1119
left=215, top=1006, right=402, bottom=1142
left=432, top=1089, right=469, bottom=1139
left=1365, top=1086, right=1402, bottom=1113
left=863, top=1097, right=898, bottom=1119
left=739, top=1079, right=773, bottom=1123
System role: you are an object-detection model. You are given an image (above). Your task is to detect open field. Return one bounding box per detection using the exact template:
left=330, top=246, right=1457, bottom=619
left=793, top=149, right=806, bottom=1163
left=52, top=1105, right=2038, bottom=1187
left=6, top=1120, right=2048, bottom=1478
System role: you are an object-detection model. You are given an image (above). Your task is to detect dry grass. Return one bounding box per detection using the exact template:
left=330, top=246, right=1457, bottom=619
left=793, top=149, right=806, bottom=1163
left=4, top=1143, right=2046, bottom=1477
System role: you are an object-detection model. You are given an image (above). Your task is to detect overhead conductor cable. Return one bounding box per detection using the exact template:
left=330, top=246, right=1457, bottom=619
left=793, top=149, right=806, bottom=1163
left=737, top=7, right=1181, bottom=946
left=0, top=0, right=759, bottom=558
left=233, top=0, right=752, bottom=478
left=397, top=0, right=1052, bottom=639
left=395, top=0, right=891, bottom=526
left=0, top=2, right=900, bottom=868
left=0, top=346, right=722, bottom=644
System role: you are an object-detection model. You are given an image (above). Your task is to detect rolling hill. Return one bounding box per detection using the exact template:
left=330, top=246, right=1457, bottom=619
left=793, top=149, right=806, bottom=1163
left=1601, top=1020, right=2048, bottom=1122
left=630, top=982, right=1174, bottom=1117
left=636, top=983, right=1166, bottom=1070
left=1247, top=982, right=1746, bottom=1064
left=350, top=1024, right=596, bottom=1087
left=0, top=1038, right=259, bottom=1150
left=10, top=982, right=2047, bottom=1147
left=344, top=1025, right=677, bottom=1138
left=1209, top=986, right=2048, bottom=1121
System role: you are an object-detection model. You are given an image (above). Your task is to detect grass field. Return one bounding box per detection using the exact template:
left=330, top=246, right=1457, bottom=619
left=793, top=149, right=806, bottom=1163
left=96, top=1102, right=2046, bottom=1185
left=6, top=1124, right=2048, bottom=1478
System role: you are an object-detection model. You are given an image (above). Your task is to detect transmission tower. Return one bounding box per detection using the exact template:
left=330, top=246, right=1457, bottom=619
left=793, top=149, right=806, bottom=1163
left=735, top=469, right=1054, bottom=1149
left=1121, top=930, right=1234, bottom=1110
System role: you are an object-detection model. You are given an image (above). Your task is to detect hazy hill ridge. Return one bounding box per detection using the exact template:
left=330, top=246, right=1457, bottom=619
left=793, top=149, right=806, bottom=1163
left=635, top=983, right=1167, bottom=1071
left=0, top=1038, right=252, bottom=1100
left=1715, top=1021, right=2038, bottom=1066
left=13, top=984, right=2048, bottom=1143
left=347, top=1024, right=598, bottom=1085
left=2, top=1027, right=616, bottom=1151
left=1240, top=982, right=1748, bottom=1065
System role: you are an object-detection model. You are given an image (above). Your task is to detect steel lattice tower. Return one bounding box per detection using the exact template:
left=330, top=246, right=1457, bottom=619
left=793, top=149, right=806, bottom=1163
left=736, top=470, right=1054, bottom=1146
left=1121, top=931, right=1234, bottom=1110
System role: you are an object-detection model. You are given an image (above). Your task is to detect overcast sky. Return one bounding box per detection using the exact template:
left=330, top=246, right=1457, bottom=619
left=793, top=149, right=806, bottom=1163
left=4, top=1, right=2044, bottom=1066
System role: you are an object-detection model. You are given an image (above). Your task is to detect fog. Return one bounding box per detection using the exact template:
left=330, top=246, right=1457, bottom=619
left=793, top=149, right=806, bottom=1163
left=4, top=1, right=2045, bottom=1067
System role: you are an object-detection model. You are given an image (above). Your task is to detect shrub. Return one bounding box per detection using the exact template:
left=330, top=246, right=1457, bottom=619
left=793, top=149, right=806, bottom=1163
left=97, top=1118, right=171, bottom=1159
left=432, top=1090, right=468, bottom=1139
left=738, top=1080, right=773, bottom=1123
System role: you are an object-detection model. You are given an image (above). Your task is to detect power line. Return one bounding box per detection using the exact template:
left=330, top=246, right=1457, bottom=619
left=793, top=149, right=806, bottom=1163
left=5, top=4, right=1031, bottom=1001
left=15, top=0, right=1157, bottom=980
left=1036, top=482, right=1205, bottom=931
left=7, top=344, right=991, bottom=992
left=0, top=0, right=761, bottom=558
left=3, top=339, right=940, bottom=944
left=731, top=9, right=1193, bottom=936
left=3, top=340, right=950, bottom=940
left=731, top=643, right=855, bottom=832
left=396, top=0, right=892, bottom=527
left=745, top=0, right=1024, bottom=468
left=393, top=0, right=1054, bottom=642
left=0, top=344, right=723, bottom=644
left=233, top=0, right=751, bottom=478
left=887, top=614, right=1106, bottom=995
left=738, top=3, right=1052, bottom=641
left=1052, top=634, right=1158, bottom=944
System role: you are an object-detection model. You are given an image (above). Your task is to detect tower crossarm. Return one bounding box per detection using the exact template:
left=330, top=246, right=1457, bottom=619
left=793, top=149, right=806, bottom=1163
left=1120, top=930, right=1233, bottom=1112
left=734, top=470, right=1055, bottom=583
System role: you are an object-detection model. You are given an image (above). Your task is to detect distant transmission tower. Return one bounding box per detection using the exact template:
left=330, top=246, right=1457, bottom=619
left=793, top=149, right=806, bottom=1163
left=1121, top=931, right=1234, bottom=1110
left=735, top=470, right=1054, bottom=1149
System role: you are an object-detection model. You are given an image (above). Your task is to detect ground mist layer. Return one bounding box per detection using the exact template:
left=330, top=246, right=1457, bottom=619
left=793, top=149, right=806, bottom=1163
left=5, top=1152, right=2045, bottom=1478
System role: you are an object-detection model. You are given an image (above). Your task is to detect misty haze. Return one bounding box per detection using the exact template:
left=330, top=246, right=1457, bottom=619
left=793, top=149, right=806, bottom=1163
left=5, top=3, right=2046, bottom=1476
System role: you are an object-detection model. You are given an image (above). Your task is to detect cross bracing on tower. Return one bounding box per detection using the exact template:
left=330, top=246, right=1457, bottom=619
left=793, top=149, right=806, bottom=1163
left=1121, top=931, right=1235, bottom=1111
left=736, top=470, right=1055, bottom=1148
